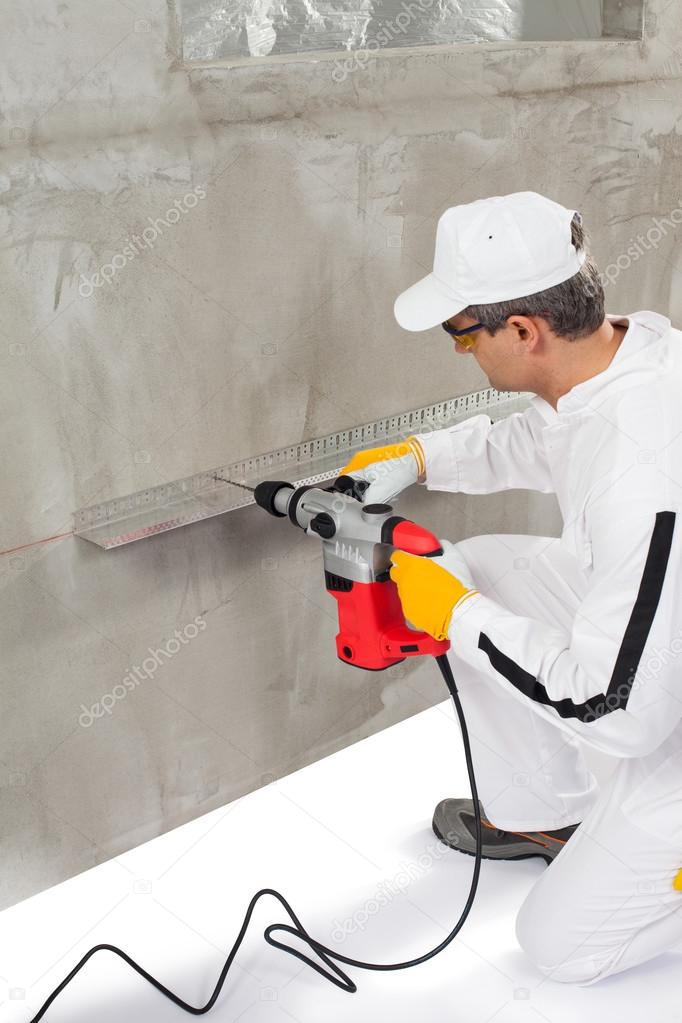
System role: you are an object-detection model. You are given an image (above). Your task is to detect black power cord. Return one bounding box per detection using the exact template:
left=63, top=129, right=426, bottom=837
left=28, top=653, right=481, bottom=1021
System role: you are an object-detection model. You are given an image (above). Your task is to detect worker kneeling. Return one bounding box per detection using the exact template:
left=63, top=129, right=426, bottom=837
left=341, top=192, right=682, bottom=985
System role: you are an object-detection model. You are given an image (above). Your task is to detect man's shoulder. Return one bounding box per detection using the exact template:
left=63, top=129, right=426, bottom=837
left=615, top=309, right=675, bottom=332
left=607, top=377, right=681, bottom=442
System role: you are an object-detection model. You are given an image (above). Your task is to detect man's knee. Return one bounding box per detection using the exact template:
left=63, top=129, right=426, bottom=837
left=515, top=890, right=606, bottom=985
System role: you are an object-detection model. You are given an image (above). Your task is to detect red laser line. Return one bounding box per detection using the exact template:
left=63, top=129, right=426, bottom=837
left=0, top=531, right=73, bottom=558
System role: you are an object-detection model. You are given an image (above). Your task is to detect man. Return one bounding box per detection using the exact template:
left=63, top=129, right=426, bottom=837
left=341, top=192, right=682, bottom=984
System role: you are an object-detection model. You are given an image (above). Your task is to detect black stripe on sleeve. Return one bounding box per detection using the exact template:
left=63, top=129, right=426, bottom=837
left=477, top=511, right=676, bottom=724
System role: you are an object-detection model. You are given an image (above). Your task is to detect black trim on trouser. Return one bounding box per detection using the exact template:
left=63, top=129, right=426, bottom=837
left=477, top=511, right=677, bottom=723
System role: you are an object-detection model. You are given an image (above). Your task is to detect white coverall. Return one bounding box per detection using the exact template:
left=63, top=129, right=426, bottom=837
left=414, top=311, right=682, bottom=984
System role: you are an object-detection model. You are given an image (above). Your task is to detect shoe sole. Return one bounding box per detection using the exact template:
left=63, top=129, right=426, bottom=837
left=432, top=815, right=554, bottom=866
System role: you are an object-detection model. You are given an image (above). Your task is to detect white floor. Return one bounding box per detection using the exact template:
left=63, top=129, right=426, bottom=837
left=2, top=700, right=681, bottom=1023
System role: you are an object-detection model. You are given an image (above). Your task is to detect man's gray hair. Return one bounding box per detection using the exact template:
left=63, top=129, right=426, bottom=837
left=462, top=214, right=605, bottom=341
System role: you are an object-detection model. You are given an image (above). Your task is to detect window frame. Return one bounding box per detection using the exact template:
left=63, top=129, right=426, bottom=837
left=175, top=0, right=645, bottom=69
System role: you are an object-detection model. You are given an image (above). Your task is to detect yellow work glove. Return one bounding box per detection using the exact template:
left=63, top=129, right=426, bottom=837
left=389, top=550, right=478, bottom=641
left=674, top=869, right=682, bottom=892
left=340, top=436, right=426, bottom=505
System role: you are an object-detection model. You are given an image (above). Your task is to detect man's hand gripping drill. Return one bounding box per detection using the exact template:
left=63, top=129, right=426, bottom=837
left=253, top=437, right=479, bottom=669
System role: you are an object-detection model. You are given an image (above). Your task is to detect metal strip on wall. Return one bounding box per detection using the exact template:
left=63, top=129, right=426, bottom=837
left=73, top=387, right=532, bottom=549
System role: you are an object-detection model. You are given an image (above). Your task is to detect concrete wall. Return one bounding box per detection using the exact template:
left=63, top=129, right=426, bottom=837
left=0, top=0, right=676, bottom=908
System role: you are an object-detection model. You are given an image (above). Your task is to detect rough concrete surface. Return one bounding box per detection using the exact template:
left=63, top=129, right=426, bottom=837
left=1, top=0, right=679, bottom=908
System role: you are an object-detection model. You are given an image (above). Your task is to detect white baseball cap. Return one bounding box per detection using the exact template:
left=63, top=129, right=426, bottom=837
left=394, top=191, right=586, bottom=332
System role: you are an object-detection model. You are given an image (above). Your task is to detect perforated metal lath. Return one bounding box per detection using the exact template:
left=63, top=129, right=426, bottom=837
left=73, top=388, right=532, bottom=549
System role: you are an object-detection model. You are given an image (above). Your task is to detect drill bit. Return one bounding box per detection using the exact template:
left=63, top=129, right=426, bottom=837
left=212, top=474, right=256, bottom=492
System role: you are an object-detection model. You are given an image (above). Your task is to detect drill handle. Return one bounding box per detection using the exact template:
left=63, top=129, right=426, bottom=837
left=384, top=518, right=444, bottom=557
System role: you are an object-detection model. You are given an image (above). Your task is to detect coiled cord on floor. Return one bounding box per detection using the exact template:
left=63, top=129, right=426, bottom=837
left=28, top=653, right=481, bottom=1021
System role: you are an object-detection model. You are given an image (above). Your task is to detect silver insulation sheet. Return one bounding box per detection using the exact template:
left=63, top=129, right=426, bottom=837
left=182, top=0, right=602, bottom=61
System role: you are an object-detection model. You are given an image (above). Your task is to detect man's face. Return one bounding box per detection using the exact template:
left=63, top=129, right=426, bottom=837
left=444, top=312, right=529, bottom=392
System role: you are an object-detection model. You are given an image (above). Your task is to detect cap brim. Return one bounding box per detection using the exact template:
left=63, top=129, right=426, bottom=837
left=394, top=273, right=467, bottom=332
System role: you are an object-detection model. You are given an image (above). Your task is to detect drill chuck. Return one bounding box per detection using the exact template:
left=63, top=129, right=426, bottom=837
left=253, top=480, right=294, bottom=518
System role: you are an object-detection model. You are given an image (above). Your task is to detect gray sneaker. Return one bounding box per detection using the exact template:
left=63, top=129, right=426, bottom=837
left=432, top=798, right=579, bottom=865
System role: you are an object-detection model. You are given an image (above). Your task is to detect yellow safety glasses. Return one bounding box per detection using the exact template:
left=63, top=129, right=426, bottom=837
left=441, top=320, right=485, bottom=350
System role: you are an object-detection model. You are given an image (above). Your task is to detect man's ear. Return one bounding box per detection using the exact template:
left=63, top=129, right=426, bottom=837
left=508, top=315, right=541, bottom=356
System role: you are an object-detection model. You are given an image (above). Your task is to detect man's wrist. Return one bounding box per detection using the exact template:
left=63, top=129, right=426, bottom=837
left=439, top=588, right=479, bottom=641
left=406, top=435, right=427, bottom=483
left=443, top=589, right=480, bottom=634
